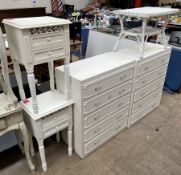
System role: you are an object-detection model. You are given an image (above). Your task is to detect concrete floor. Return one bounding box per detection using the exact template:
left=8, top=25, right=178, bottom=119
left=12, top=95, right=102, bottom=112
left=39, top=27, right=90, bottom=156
left=0, top=91, right=181, bottom=175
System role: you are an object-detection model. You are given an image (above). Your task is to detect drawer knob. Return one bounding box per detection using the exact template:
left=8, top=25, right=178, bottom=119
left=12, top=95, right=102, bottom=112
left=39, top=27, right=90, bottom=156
left=48, top=51, right=52, bottom=56
left=82, top=85, right=87, bottom=89
left=47, top=37, right=51, bottom=42
left=94, top=86, right=102, bottom=92
left=108, top=96, right=112, bottom=99
left=94, top=102, right=102, bottom=107
left=117, top=103, right=123, bottom=108
left=141, top=92, right=145, bottom=97
left=144, top=67, right=149, bottom=71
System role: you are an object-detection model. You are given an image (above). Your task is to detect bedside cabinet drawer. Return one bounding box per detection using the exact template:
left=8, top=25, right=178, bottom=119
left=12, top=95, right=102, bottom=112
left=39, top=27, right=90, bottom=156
left=31, top=33, right=64, bottom=50
left=84, top=107, right=128, bottom=142
left=135, top=65, right=168, bottom=90
left=137, top=54, right=169, bottom=77
left=42, top=108, right=68, bottom=131
left=84, top=118, right=127, bottom=155
left=0, top=118, right=6, bottom=130
left=132, top=88, right=162, bottom=113
left=33, top=47, right=65, bottom=63
left=134, top=76, right=165, bottom=102
left=82, top=67, right=134, bottom=100
left=83, top=80, right=132, bottom=115
left=131, top=98, right=161, bottom=126
left=84, top=95, right=130, bottom=129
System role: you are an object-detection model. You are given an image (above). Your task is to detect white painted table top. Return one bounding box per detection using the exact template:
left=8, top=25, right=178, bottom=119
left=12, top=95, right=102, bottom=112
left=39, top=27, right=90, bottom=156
left=113, top=7, right=179, bottom=18
left=117, top=43, right=171, bottom=60
left=56, top=52, right=135, bottom=81
left=3, top=16, right=71, bottom=29
left=20, top=90, right=74, bottom=120
left=0, top=93, right=20, bottom=118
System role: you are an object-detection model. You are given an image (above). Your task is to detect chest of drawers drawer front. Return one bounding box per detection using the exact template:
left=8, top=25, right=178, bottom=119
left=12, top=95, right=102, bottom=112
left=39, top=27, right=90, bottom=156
left=82, top=68, right=134, bottom=100
left=33, top=47, right=65, bottom=63
left=84, top=94, right=130, bottom=129
left=84, top=107, right=129, bottom=142
left=135, top=65, right=168, bottom=90
left=0, top=118, right=6, bottom=130
left=134, top=76, right=165, bottom=102
left=42, top=108, right=68, bottom=131
left=137, top=54, right=169, bottom=77
left=84, top=118, right=127, bottom=155
left=131, top=98, right=161, bottom=126
left=31, top=33, right=64, bottom=50
left=83, top=80, right=132, bottom=115
left=132, top=88, right=162, bottom=114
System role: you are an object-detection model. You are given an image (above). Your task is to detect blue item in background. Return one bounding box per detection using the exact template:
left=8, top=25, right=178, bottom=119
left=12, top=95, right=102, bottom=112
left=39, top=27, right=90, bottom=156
left=164, top=47, right=181, bottom=92
left=81, top=27, right=90, bottom=59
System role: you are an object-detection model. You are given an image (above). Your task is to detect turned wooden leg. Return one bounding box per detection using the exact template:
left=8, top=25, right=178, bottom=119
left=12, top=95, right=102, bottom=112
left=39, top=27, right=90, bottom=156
left=13, top=61, right=26, bottom=101
left=38, top=140, right=47, bottom=172
left=28, top=131, right=35, bottom=157
left=48, top=61, right=55, bottom=91
left=56, top=132, right=60, bottom=143
left=15, top=130, right=24, bottom=154
left=19, top=122, right=35, bottom=171
left=27, top=70, right=38, bottom=114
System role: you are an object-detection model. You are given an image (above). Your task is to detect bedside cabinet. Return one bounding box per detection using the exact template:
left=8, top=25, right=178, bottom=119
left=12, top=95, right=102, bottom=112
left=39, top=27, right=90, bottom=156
left=56, top=52, right=135, bottom=158
left=3, top=16, right=71, bottom=114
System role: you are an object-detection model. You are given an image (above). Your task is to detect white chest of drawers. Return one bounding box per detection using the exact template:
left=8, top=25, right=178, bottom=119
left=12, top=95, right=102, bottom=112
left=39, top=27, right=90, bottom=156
left=117, top=43, right=171, bottom=127
left=56, top=52, right=135, bottom=158
left=3, top=17, right=71, bottom=114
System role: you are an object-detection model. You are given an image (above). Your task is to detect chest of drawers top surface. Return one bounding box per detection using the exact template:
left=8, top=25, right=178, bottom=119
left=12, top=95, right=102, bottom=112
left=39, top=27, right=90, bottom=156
left=56, top=52, right=135, bottom=81
left=3, top=16, right=71, bottom=29
left=117, top=43, right=171, bottom=61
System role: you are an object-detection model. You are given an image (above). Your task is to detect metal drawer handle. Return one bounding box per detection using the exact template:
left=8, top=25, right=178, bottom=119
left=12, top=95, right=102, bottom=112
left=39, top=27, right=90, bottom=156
left=138, top=104, right=143, bottom=108
left=82, top=85, right=87, bottom=90
left=94, top=115, right=101, bottom=121
left=144, top=67, right=149, bottom=71
left=47, top=37, right=51, bottom=42
left=117, top=103, right=123, bottom=108
left=108, top=95, right=112, bottom=99
left=141, top=92, right=145, bottom=96
left=94, top=86, right=102, bottom=92
left=94, top=102, right=102, bottom=107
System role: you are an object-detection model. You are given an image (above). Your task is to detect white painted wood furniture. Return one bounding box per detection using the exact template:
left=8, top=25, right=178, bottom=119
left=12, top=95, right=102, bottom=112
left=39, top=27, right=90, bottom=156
left=3, top=16, right=74, bottom=172
left=113, top=7, right=179, bottom=58
left=116, top=43, right=172, bottom=127
left=22, top=91, right=74, bottom=172
left=3, top=16, right=71, bottom=114
left=0, top=28, right=35, bottom=171
left=56, top=52, right=135, bottom=158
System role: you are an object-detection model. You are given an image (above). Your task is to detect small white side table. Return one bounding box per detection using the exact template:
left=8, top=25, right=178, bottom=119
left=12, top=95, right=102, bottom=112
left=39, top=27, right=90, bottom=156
left=22, top=90, right=74, bottom=172
left=113, top=7, right=179, bottom=58
left=3, top=16, right=71, bottom=114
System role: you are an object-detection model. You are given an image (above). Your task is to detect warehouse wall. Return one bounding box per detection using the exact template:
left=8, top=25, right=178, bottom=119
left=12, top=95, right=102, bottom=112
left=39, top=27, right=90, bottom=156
left=0, top=0, right=92, bottom=13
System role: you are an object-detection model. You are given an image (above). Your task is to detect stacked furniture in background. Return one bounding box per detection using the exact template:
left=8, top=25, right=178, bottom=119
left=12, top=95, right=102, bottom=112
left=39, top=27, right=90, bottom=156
left=3, top=16, right=74, bottom=172
left=0, top=28, right=34, bottom=171
left=56, top=52, right=135, bottom=158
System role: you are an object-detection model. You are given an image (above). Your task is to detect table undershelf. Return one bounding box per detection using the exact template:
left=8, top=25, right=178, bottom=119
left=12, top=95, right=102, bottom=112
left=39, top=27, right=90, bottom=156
left=125, top=26, right=163, bottom=37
